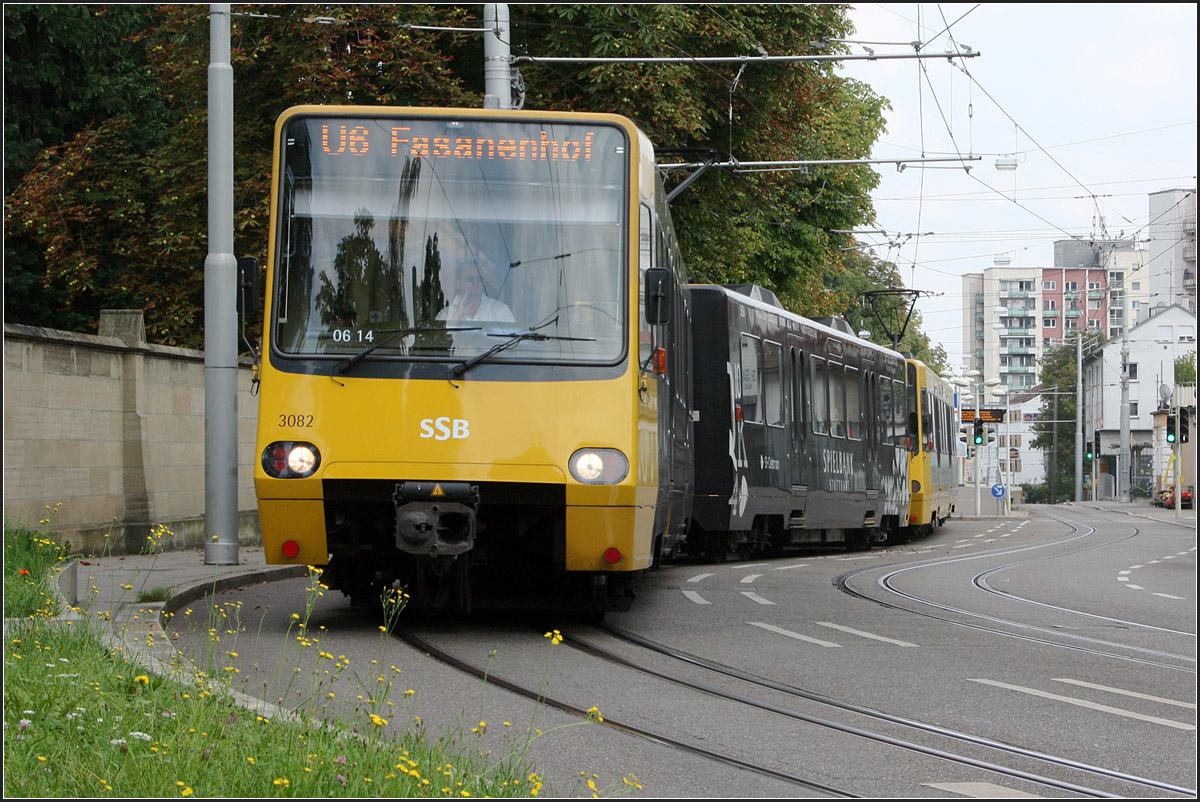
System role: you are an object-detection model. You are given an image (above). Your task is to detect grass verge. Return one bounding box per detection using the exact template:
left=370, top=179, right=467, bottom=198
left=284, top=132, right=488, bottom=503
left=4, top=517, right=638, bottom=797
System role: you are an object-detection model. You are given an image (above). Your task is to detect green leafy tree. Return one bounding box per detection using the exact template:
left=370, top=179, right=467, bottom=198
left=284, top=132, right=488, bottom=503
left=1176, top=351, right=1196, bottom=385
left=509, top=5, right=888, bottom=315
left=4, top=5, right=170, bottom=332
left=6, top=4, right=895, bottom=348
left=1029, top=332, right=1103, bottom=501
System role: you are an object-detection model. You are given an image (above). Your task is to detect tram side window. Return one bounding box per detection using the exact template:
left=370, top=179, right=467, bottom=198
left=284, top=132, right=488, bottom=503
left=845, top=366, right=862, bottom=440
left=920, top=389, right=932, bottom=452
left=763, top=340, right=783, bottom=426
left=941, top=398, right=951, bottom=455
left=638, top=205, right=653, bottom=366
left=811, top=356, right=829, bottom=435
left=829, top=363, right=846, bottom=438
left=892, top=378, right=908, bottom=447
left=879, top=378, right=894, bottom=446
left=740, top=334, right=761, bottom=423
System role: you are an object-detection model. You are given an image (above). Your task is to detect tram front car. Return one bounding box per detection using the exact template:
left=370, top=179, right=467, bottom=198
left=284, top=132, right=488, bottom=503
left=255, top=106, right=676, bottom=614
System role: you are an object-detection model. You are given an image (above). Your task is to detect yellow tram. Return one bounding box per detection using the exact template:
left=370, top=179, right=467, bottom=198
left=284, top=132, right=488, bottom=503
left=904, top=359, right=958, bottom=538
left=254, top=106, right=691, bottom=612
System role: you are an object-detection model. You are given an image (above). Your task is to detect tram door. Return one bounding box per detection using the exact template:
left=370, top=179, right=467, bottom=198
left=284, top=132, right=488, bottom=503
left=787, top=335, right=809, bottom=503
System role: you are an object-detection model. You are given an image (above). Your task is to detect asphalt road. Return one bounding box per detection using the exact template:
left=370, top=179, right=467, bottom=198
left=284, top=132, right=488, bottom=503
left=168, top=505, right=1196, bottom=798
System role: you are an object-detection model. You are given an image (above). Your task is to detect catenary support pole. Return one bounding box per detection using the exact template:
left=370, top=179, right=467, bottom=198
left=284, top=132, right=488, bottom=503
left=204, top=4, right=239, bottom=565
left=483, top=5, right=511, bottom=109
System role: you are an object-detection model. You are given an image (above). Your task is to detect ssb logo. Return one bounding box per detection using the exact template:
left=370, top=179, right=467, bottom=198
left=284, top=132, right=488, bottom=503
left=419, top=417, right=470, bottom=441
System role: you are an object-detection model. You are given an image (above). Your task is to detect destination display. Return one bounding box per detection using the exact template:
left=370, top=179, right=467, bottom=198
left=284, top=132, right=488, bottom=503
left=960, top=408, right=1007, bottom=423
left=316, top=121, right=602, bottom=165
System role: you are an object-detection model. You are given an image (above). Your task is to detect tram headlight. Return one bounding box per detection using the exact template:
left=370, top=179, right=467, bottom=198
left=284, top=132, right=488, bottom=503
left=262, top=442, right=321, bottom=479
left=569, top=448, right=629, bottom=485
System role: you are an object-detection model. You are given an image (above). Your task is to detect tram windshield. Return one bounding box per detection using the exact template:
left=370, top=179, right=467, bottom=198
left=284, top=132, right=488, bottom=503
left=272, top=115, right=629, bottom=366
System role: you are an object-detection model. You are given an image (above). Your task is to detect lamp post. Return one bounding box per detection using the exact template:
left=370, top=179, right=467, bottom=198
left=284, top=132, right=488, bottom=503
left=988, top=385, right=1012, bottom=514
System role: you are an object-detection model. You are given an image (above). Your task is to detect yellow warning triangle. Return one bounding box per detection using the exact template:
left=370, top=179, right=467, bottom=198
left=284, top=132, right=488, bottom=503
left=431, top=484, right=445, bottom=497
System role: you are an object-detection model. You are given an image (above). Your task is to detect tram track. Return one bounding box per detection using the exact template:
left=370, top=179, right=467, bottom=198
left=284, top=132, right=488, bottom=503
left=393, top=627, right=859, bottom=798
left=836, top=510, right=1196, bottom=672
left=394, top=620, right=1194, bottom=798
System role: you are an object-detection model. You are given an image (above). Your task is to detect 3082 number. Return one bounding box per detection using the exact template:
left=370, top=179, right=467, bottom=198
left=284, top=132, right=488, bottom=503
left=278, top=414, right=314, bottom=428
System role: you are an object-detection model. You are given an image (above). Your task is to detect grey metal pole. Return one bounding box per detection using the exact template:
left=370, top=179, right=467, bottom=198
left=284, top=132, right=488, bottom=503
left=204, top=4, right=239, bottom=565
left=1075, top=334, right=1084, bottom=502
left=483, top=4, right=511, bottom=109
left=1118, top=283, right=1132, bottom=502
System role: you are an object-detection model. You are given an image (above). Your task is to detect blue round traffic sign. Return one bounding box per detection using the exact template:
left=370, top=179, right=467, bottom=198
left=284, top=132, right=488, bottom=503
left=991, top=484, right=1006, bottom=498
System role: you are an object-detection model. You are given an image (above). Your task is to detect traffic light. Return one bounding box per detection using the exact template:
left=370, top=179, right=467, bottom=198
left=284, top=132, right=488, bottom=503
left=1094, top=430, right=1101, bottom=456
left=1086, top=441, right=1095, bottom=460
left=973, top=419, right=985, bottom=445
left=1180, top=410, right=1191, bottom=443
left=987, top=425, right=997, bottom=445
left=1166, top=415, right=1177, bottom=444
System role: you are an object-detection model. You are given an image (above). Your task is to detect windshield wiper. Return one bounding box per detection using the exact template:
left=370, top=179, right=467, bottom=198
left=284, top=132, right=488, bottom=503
left=449, top=329, right=594, bottom=378
left=335, top=325, right=480, bottom=375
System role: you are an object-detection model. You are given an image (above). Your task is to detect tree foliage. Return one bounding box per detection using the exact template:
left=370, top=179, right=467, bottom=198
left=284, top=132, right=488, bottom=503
left=824, top=248, right=947, bottom=372
left=6, top=4, right=892, bottom=348
left=1029, top=332, right=1104, bottom=500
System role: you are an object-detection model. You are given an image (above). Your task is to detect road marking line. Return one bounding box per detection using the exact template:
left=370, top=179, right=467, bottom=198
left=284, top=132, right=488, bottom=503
left=741, top=591, right=775, bottom=605
left=740, top=574, right=762, bottom=584
left=1153, top=593, right=1187, bottom=600
left=924, top=782, right=1044, bottom=798
left=1124, top=584, right=1145, bottom=590
left=682, top=590, right=710, bottom=605
left=774, top=563, right=809, bottom=570
left=686, top=573, right=714, bottom=583
left=1050, top=678, right=1196, bottom=710
left=748, top=622, right=839, bottom=647
left=968, top=679, right=1195, bottom=730
left=814, top=622, right=919, bottom=647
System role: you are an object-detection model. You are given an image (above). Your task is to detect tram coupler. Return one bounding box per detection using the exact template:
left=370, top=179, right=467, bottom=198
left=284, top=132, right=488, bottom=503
left=394, top=481, right=479, bottom=557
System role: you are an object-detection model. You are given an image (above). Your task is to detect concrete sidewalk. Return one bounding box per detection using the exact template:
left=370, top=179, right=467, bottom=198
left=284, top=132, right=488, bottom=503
left=31, top=547, right=307, bottom=695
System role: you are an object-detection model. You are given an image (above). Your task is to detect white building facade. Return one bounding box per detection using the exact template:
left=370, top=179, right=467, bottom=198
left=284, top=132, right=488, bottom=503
left=1082, top=304, right=1196, bottom=498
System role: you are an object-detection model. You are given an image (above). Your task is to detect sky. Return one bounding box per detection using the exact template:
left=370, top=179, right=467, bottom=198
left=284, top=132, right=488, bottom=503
left=834, top=3, right=1197, bottom=372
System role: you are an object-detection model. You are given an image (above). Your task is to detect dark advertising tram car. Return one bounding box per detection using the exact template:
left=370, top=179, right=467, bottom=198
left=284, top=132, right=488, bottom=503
left=683, top=284, right=910, bottom=558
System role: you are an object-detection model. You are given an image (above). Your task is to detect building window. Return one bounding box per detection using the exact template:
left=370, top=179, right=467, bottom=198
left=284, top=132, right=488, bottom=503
left=1043, top=280, right=1056, bottom=290
left=1044, top=318, right=1057, bottom=328
left=1128, top=363, right=1138, bottom=380
left=1130, top=402, right=1139, bottom=418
